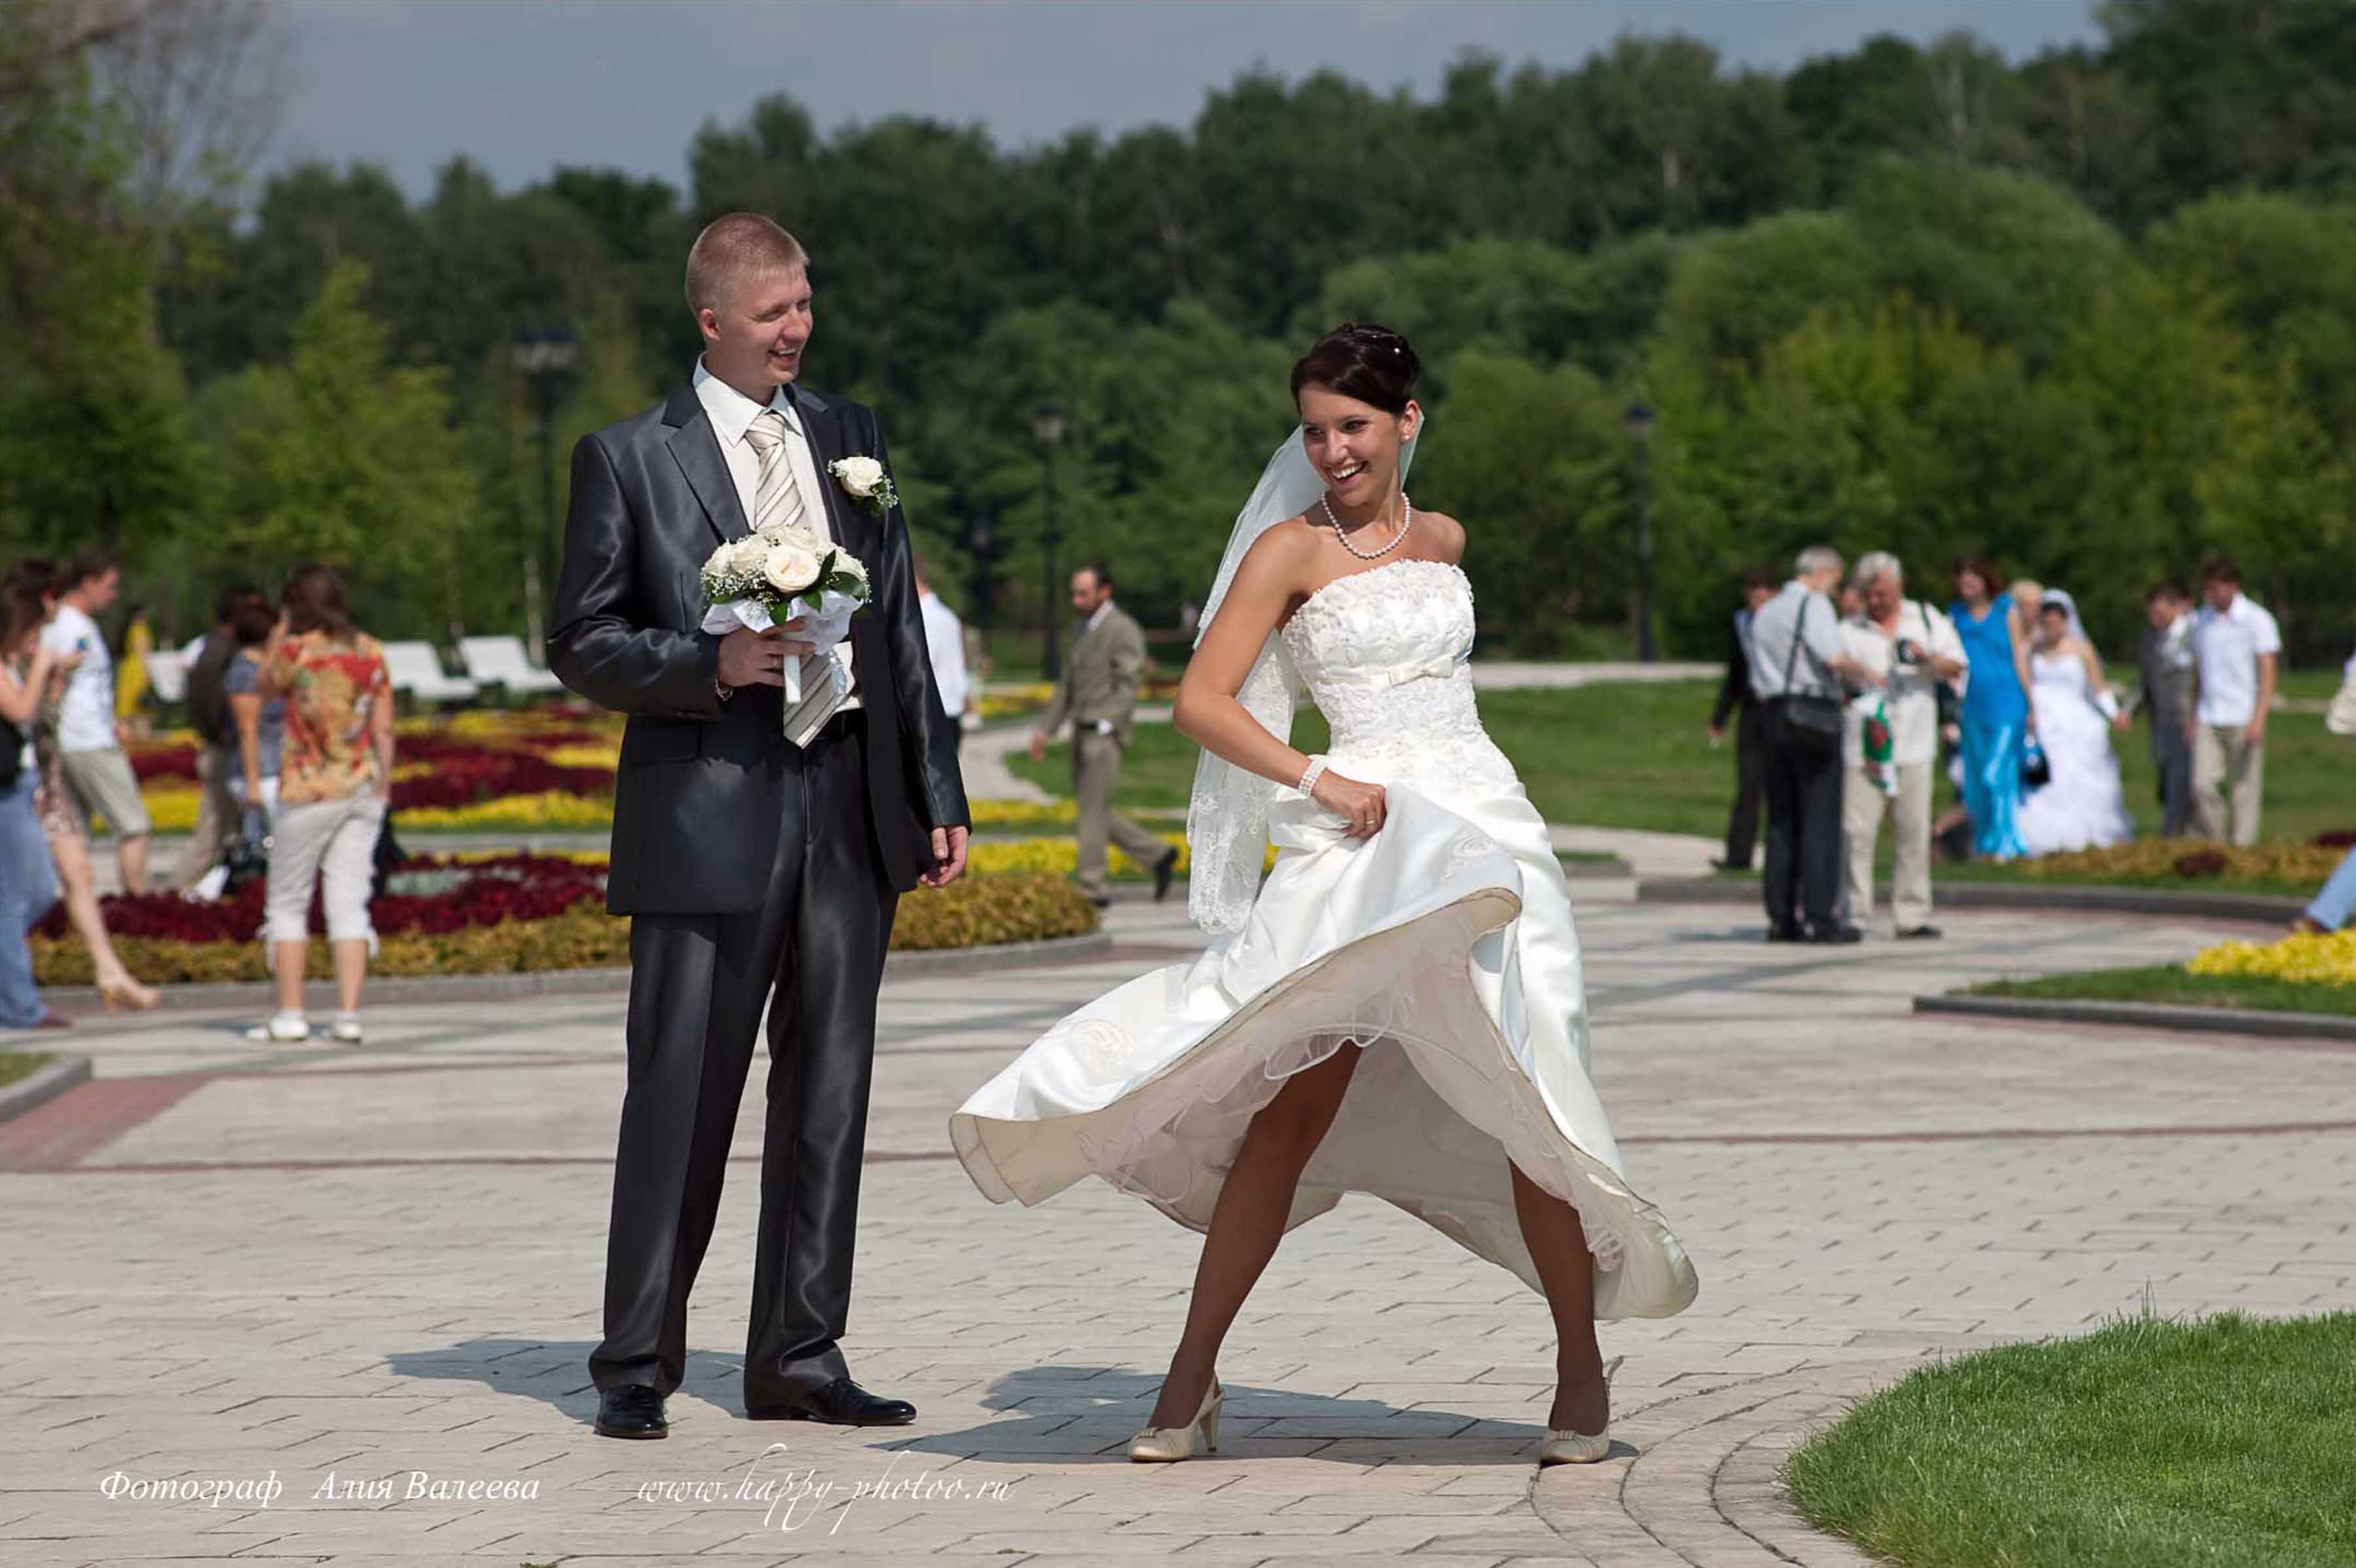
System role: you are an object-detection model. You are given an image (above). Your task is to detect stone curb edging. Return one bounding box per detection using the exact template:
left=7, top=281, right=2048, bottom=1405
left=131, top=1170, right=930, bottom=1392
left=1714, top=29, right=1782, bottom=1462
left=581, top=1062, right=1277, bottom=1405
left=1916, top=992, right=2356, bottom=1042
left=0, top=1052, right=92, bottom=1125
left=41, top=930, right=1115, bottom=1019
left=1638, top=876, right=2304, bottom=924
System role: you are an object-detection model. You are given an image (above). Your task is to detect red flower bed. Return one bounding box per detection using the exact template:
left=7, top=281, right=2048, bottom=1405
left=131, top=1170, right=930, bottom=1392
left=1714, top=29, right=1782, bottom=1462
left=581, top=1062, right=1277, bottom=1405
left=131, top=745, right=201, bottom=783
left=41, top=853, right=604, bottom=943
left=389, top=749, right=614, bottom=810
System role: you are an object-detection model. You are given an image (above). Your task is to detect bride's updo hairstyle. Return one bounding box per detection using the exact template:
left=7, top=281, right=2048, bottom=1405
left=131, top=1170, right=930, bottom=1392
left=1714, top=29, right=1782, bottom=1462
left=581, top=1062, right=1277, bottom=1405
left=1291, top=322, right=1421, bottom=415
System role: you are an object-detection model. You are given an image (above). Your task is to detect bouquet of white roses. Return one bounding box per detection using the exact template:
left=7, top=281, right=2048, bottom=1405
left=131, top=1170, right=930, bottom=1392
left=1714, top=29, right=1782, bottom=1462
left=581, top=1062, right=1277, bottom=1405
left=698, top=523, right=871, bottom=704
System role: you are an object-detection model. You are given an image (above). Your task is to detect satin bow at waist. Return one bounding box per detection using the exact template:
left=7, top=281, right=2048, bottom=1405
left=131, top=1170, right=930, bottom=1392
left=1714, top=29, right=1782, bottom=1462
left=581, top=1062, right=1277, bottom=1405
left=1325, top=649, right=1472, bottom=687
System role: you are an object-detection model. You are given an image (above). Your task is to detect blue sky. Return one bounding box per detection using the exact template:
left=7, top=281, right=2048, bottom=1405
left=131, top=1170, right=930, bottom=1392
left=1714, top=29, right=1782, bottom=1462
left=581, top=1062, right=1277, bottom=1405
left=275, top=0, right=2104, bottom=197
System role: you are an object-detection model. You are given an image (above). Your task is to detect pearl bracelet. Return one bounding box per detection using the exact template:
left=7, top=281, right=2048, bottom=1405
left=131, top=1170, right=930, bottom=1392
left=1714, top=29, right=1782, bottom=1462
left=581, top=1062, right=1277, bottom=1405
left=1298, top=754, right=1329, bottom=796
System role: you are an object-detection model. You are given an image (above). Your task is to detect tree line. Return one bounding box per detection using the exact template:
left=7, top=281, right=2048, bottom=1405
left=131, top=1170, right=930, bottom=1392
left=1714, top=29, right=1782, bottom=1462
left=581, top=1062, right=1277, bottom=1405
left=4, top=0, right=2353, bottom=661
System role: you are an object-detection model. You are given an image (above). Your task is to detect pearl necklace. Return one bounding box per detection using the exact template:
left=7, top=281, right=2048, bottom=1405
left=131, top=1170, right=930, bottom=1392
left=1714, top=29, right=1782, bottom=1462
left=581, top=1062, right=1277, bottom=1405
left=1322, top=493, right=1412, bottom=560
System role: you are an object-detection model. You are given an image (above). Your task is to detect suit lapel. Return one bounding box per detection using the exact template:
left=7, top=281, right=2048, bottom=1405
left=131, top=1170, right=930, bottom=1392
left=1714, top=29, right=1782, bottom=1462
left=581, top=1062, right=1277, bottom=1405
left=662, top=386, right=747, bottom=546
left=794, top=390, right=879, bottom=568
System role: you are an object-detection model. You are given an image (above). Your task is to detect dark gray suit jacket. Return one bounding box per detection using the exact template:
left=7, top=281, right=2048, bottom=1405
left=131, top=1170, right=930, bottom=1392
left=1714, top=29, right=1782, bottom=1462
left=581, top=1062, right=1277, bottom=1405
left=547, top=381, right=969, bottom=915
left=2133, top=621, right=2196, bottom=761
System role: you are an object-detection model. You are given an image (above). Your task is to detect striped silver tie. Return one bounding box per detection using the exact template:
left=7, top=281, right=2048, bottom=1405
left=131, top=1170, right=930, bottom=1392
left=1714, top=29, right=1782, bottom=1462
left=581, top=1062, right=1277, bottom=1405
left=744, top=409, right=847, bottom=745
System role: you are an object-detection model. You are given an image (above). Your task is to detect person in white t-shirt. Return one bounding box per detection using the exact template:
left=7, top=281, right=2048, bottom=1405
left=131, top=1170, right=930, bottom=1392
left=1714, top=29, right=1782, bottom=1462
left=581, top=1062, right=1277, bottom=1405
left=36, top=550, right=151, bottom=893
left=913, top=556, right=974, bottom=748
left=2187, top=555, right=2280, bottom=846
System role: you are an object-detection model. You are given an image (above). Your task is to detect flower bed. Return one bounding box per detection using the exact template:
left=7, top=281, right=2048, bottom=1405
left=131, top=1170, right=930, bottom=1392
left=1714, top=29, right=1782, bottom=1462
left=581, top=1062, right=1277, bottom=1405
left=1940, top=836, right=2344, bottom=897
left=31, top=857, right=1096, bottom=987
left=125, top=712, right=624, bottom=832
left=129, top=714, right=1103, bottom=838
left=2187, top=927, right=2356, bottom=985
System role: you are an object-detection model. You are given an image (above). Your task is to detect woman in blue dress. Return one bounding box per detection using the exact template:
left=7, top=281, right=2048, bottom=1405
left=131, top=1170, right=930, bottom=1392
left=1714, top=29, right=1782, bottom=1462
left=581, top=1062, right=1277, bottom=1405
left=1949, top=557, right=2034, bottom=859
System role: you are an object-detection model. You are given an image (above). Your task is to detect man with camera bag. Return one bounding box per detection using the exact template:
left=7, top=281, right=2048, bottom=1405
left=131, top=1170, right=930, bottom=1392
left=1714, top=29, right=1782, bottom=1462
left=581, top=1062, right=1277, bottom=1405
left=1747, top=546, right=1880, bottom=944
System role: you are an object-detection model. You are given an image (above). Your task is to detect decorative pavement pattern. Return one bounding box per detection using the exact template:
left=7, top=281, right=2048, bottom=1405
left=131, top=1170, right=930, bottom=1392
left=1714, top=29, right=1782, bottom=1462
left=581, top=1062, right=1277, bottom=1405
left=6, top=888, right=2353, bottom=1565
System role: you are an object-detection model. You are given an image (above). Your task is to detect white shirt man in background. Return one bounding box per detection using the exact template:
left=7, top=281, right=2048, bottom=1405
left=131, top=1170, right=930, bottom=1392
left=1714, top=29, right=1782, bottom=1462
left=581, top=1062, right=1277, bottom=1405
left=1838, top=553, right=1966, bottom=938
left=2187, top=555, right=2279, bottom=845
left=37, top=550, right=152, bottom=893
left=913, top=558, right=973, bottom=747
left=1747, top=545, right=1880, bottom=942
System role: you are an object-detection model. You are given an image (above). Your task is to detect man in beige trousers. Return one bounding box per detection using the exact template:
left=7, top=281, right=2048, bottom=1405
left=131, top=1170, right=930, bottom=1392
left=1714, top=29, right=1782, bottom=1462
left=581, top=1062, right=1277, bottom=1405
left=1030, top=564, right=1179, bottom=906
left=2187, top=555, right=2279, bottom=846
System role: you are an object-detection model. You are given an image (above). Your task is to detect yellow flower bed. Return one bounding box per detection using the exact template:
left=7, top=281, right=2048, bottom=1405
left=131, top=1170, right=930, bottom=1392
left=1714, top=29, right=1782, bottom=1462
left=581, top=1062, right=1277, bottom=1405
left=401, top=709, right=621, bottom=741
left=970, top=798, right=1078, bottom=827
left=2187, top=929, right=2356, bottom=985
left=2017, top=838, right=2343, bottom=885
left=397, top=790, right=615, bottom=831
left=963, top=833, right=1270, bottom=878
left=968, top=833, right=1188, bottom=878
left=542, top=743, right=623, bottom=770
left=133, top=786, right=199, bottom=833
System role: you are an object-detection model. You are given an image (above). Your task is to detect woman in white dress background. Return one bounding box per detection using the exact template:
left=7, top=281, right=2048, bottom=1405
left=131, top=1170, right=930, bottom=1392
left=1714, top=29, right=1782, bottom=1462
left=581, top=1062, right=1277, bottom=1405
left=950, top=326, right=1698, bottom=1467
left=2018, top=590, right=2135, bottom=855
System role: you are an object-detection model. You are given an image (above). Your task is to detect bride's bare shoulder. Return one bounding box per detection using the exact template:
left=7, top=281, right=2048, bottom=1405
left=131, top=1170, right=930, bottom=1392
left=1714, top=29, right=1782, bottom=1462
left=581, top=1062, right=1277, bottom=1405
left=1417, top=509, right=1467, bottom=563
left=1236, top=513, right=1325, bottom=583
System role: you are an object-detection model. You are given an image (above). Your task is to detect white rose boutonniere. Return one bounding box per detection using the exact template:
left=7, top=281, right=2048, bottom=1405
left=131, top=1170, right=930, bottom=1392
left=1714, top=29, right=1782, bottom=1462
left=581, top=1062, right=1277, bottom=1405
left=828, top=454, right=897, bottom=515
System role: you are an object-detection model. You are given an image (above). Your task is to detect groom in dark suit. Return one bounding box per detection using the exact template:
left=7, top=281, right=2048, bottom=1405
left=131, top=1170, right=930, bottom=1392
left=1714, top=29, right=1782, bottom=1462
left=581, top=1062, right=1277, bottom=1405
left=549, top=212, right=970, bottom=1440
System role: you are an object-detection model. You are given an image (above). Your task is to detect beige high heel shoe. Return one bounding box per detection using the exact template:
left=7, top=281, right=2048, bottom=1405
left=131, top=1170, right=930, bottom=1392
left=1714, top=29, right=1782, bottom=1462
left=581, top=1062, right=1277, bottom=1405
left=1127, top=1374, right=1222, bottom=1462
left=1538, top=1354, right=1624, bottom=1467
left=97, top=972, right=160, bottom=1015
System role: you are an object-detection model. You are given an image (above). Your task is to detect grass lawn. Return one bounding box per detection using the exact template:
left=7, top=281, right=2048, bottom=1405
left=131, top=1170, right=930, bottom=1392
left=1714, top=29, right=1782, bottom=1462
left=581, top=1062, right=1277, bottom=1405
left=1009, top=674, right=2356, bottom=843
left=1785, top=1310, right=2356, bottom=1568
left=0, top=1050, right=52, bottom=1091
left=1958, top=966, right=2356, bottom=1017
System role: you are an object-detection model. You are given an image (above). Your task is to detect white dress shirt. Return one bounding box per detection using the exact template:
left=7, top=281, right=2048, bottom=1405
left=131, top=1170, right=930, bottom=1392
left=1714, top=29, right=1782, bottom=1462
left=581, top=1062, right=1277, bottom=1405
left=1746, top=580, right=1845, bottom=699
left=2192, top=592, right=2281, bottom=727
left=692, top=357, right=857, bottom=708
left=1840, top=599, right=1964, bottom=767
left=919, top=590, right=969, bottom=719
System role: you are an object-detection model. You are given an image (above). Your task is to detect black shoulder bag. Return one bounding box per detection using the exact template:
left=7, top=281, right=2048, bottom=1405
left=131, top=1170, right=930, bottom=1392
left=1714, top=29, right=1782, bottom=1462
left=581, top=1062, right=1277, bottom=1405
left=1778, top=596, right=1845, bottom=755
left=1920, top=602, right=1960, bottom=730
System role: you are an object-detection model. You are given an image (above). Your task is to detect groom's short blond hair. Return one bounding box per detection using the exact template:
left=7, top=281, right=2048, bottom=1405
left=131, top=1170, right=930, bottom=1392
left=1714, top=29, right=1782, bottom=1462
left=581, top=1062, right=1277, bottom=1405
left=685, top=213, right=809, bottom=315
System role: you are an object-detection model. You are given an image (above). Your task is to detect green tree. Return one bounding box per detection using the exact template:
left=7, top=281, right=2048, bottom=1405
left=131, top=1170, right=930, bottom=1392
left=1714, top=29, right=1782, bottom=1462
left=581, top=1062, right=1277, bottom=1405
left=203, top=261, right=481, bottom=639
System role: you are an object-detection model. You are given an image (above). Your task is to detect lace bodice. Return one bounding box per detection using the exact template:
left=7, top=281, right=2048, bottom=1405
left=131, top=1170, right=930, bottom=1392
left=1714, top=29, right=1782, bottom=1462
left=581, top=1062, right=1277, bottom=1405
left=1280, top=558, right=1510, bottom=781
left=2030, top=649, right=2088, bottom=696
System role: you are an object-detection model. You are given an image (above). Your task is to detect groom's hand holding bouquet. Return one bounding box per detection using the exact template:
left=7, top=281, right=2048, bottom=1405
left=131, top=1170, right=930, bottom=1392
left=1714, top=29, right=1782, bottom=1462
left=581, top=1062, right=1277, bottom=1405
left=699, top=520, right=871, bottom=707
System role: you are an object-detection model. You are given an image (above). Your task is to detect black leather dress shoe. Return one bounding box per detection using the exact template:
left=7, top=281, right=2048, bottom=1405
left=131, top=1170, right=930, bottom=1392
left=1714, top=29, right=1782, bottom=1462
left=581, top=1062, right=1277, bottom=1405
left=747, top=1376, right=916, bottom=1426
left=1766, top=923, right=1804, bottom=943
left=594, top=1384, right=667, bottom=1439
left=1894, top=924, right=1944, bottom=940
left=1804, top=923, right=1864, bottom=945
left=1152, top=848, right=1179, bottom=902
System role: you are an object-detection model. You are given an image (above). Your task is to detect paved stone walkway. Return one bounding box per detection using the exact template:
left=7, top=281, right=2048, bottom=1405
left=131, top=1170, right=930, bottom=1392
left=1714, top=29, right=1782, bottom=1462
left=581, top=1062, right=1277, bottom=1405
left=7, top=889, right=2354, bottom=1565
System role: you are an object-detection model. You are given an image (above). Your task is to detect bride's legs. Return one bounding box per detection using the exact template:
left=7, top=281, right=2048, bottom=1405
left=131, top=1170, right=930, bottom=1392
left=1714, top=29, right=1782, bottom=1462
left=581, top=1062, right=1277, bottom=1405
left=1509, top=1162, right=1609, bottom=1433
left=1146, top=1040, right=1364, bottom=1429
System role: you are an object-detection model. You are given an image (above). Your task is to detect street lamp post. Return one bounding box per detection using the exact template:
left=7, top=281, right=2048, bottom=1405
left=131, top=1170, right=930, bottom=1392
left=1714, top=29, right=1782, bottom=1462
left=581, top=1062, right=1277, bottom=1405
left=1033, top=401, right=1067, bottom=681
left=1624, top=400, right=1658, bottom=664
left=965, top=512, right=997, bottom=639
left=513, top=327, right=579, bottom=661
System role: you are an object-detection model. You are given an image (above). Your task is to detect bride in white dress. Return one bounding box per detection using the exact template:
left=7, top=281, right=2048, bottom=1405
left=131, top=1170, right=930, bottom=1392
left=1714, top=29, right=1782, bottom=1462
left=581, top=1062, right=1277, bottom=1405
left=2018, top=590, right=2135, bottom=855
left=950, top=325, right=1699, bottom=1467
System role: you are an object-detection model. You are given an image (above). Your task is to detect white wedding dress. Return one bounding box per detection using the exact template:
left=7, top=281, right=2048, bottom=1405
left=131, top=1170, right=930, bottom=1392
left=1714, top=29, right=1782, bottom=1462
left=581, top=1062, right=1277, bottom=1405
left=950, top=558, right=1699, bottom=1320
left=2019, top=649, right=2135, bottom=855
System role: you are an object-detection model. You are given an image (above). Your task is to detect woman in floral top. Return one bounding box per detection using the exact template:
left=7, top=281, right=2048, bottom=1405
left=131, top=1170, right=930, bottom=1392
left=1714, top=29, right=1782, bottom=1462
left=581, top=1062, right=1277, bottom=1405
left=252, top=564, right=395, bottom=1046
